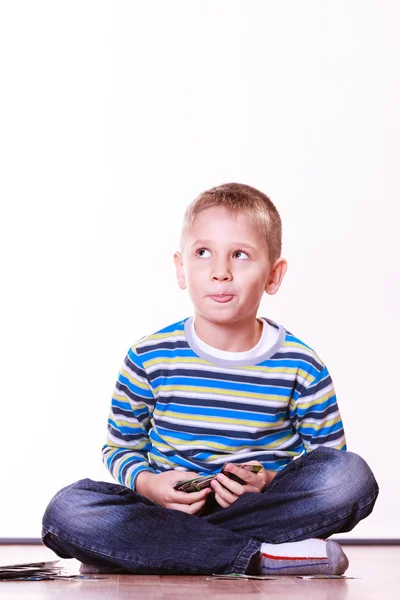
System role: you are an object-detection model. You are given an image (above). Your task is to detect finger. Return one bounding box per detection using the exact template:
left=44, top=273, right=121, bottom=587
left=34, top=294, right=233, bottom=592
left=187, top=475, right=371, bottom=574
left=168, top=498, right=207, bottom=514
left=216, top=471, right=260, bottom=496
left=211, top=478, right=240, bottom=503
left=214, top=492, right=230, bottom=509
left=228, top=462, right=271, bottom=492
left=169, top=471, right=201, bottom=486
left=167, top=503, right=194, bottom=513
left=185, top=498, right=208, bottom=515
left=215, top=471, right=247, bottom=495
left=170, top=487, right=211, bottom=505
left=169, top=470, right=202, bottom=484
left=223, top=463, right=264, bottom=488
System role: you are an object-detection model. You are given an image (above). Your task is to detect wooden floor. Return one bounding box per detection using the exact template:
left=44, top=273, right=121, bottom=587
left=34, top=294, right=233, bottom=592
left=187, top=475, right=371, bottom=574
left=0, top=544, right=399, bottom=599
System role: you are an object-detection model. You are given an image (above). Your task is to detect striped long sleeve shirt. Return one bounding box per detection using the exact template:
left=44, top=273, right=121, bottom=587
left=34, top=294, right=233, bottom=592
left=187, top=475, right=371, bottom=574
left=102, top=317, right=346, bottom=490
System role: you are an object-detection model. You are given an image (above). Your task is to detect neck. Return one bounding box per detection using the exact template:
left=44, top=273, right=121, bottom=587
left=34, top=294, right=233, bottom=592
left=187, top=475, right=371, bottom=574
left=193, top=314, right=263, bottom=352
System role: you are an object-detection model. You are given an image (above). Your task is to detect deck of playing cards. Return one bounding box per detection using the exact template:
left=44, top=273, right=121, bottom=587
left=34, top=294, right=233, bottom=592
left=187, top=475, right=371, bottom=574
left=174, top=463, right=262, bottom=493
left=0, top=561, right=63, bottom=580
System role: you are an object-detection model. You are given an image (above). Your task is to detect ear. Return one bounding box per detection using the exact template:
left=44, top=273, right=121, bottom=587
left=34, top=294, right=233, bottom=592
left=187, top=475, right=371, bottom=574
left=174, top=251, right=187, bottom=290
left=265, top=257, right=288, bottom=295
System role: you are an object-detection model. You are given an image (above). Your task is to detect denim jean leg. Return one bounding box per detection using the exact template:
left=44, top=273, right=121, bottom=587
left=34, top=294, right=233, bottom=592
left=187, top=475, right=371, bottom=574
left=205, top=447, right=379, bottom=543
left=42, top=449, right=378, bottom=573
left=42, top=478, right=260, bottom=575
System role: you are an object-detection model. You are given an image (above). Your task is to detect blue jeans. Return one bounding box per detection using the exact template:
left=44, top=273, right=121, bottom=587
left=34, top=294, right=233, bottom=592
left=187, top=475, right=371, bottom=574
left=42, top=447, right=378, bottom=575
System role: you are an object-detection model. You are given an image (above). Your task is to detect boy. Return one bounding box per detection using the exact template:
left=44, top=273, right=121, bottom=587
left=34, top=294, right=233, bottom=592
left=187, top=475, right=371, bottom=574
left=42, top=183, right=378, bottom=576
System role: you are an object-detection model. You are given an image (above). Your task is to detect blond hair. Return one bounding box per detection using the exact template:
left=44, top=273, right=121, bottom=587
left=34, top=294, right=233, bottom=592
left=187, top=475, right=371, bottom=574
left=181, top=183, right=282, bottom=263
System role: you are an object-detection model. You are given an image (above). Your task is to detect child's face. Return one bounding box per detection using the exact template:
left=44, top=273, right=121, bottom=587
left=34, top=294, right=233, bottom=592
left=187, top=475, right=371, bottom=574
left=174, top=206, right=287, bottom=326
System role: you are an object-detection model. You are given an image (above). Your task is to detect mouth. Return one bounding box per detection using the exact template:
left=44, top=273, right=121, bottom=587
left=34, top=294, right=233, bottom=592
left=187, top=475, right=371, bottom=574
left=209, top=294, right=234, bottom=303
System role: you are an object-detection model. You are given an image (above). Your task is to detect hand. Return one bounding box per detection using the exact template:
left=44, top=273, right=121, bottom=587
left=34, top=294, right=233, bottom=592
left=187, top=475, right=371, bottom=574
left=211, top=461, right=276, bottom=509
left=135, top=470, right=211, bottom=515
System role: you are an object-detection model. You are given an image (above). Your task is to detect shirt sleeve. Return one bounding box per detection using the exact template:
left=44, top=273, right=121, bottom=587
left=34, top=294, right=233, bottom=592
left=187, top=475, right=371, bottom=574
left=101, top=346, right=157, bottom=490
left=289, top=365, right=347, bottom=452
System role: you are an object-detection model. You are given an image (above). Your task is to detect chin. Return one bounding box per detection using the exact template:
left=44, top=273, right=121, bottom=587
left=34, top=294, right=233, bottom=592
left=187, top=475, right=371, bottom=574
left=196, top=309, right=244, bottom=325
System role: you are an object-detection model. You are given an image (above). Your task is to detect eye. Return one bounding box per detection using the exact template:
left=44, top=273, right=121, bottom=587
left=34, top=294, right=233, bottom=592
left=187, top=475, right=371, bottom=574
left=196, top=248, right=211, bottom=258
left=233, top=250, right=249, bottom=260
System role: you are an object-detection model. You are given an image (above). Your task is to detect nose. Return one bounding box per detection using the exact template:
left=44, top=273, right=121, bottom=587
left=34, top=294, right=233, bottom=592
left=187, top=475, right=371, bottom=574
left=211, top=258, right=232, bottom=282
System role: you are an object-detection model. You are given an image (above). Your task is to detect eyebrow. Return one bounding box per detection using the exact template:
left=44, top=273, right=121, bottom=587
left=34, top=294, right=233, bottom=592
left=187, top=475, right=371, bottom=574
left=190, top=239, right=257, bottom=251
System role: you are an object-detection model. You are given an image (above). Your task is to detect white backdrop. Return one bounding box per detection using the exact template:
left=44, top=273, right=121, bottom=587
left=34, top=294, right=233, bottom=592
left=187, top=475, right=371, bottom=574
left=1, top=0, right=399, bottom=539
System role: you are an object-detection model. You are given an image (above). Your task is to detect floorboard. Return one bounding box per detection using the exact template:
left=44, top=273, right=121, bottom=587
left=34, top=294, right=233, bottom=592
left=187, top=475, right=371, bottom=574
left=0, top=544, right=399, bottom=599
